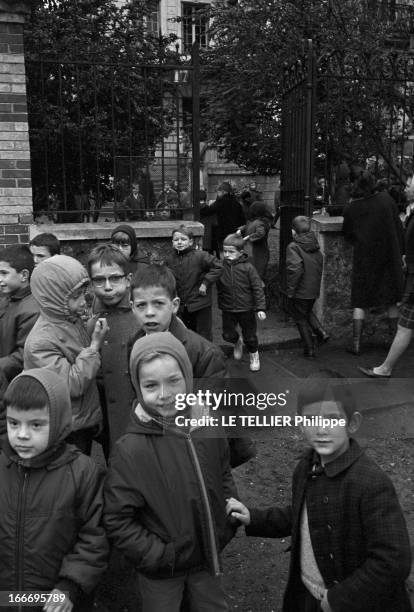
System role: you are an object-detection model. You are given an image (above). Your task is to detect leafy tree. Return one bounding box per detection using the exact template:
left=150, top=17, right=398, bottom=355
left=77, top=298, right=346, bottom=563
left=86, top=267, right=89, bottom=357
left=202, top=0, right=414, bottom=179
left=24, top=0, right=180, bottom=218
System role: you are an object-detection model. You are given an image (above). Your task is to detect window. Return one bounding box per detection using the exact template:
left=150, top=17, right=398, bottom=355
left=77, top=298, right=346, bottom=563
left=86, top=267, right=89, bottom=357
left=182, top=3, right=209, bottom=54
left=147, top=0, right=160, bottom=36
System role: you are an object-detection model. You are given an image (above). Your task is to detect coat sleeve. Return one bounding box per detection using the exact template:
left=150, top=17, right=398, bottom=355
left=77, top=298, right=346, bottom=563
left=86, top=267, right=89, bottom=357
left=246, top=505, right=292, bottom=538
left=103, top=448, right=175, bottom=573
left=342, top=205, right=355, bottom=243
left=200, top=252, right=223, bottom=286
left=285, top=244, right=304, bottom=298
left=248, top=265, right=266, bottom=311
left=247, top=220, right=268, bottom=242
left=57, top=461, right=109, bottom=595
left=24, top=337, right=101, bottom=399
left=0, top=307, right=39, bottom=382
left=327, top=475, right=412, bottom=611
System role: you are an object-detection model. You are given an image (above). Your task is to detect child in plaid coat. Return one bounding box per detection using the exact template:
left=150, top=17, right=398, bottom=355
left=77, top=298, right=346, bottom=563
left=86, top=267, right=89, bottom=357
left=227, top=377, right=412, bottom=612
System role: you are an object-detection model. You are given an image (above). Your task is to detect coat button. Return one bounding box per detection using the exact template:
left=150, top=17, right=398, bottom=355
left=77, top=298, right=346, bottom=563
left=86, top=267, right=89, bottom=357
left=327, top=524, right=332, bottom=531
left=323, top=496, right=329, bottom=503
left=329, top=553, right=334, bottom=560
left=104, top=340, right=108, bottom=345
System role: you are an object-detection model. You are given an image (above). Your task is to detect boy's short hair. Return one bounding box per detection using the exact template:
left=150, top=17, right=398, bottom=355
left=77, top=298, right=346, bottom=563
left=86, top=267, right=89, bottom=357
left=292, top=216, right=311, bottom=234
left=30, top=233, right=60, bottom=256
left=297, top=371, right=357, bottom=421
left=171, top=225, right=194, bottom=240
left=87, top=243, right=130, bottom=275
left=130, top=264, right=177, bottom=299
left=223, top=233, right=244, bottom=251
left=0, top=244, right=34, bottom=275
left=4, top=376, right=49, bottom=412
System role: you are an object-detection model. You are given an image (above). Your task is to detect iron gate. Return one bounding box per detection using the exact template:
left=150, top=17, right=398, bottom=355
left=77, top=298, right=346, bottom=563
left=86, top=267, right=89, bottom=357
left=279, top=41, right=316, bottom=300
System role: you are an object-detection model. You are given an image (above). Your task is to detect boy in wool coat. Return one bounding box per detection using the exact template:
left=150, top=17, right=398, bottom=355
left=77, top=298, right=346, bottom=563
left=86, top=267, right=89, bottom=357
left=227, top=376, right=412, bottom=612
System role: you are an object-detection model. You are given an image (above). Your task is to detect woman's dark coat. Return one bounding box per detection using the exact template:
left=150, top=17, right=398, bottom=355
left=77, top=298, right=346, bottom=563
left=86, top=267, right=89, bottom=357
left=342, top=191, right=404, bottom=308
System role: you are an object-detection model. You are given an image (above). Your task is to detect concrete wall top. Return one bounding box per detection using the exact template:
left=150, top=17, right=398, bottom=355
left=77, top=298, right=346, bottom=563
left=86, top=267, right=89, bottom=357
left=29, top=220, right=205, bottom=242
left=311, top=215, right=344, bottom=233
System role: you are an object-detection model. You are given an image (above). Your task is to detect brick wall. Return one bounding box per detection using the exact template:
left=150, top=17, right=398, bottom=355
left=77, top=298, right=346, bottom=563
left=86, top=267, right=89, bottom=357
left=0, top=6, right=33, bottom=248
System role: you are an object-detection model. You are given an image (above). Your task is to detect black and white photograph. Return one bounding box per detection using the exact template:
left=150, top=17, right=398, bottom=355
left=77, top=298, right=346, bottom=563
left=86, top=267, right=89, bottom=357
left=0, top=1, right=413, bottom=611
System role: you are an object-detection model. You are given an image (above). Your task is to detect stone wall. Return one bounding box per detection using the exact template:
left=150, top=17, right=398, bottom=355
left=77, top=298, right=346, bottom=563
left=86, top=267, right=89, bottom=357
left=29, top=220, right=204, bottom=266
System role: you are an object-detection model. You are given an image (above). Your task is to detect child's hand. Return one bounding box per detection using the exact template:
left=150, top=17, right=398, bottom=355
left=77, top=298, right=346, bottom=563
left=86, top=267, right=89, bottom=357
left=90, top=317, right=109, bottom=351
left=236, top=229, right=242, bottom=237
left=225, top=497, right=251, bottom=525
left=199, top=283, right=207, bottom=296
left=257, top=311, right=266, bottom=321
left=321, top=591, right=333, bottom=612
left=43, top=589, right=73, bottom=612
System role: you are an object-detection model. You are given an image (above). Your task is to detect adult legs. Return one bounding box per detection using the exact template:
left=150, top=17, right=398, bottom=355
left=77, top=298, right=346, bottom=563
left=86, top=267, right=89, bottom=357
left=363, top=324, right=412, bottom=376
left=347, top=307, right=365, bottom=356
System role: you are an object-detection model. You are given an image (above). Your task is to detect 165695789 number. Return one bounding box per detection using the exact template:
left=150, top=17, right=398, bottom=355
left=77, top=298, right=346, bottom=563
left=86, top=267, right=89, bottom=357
left=0, top=592, right=68, bottom=606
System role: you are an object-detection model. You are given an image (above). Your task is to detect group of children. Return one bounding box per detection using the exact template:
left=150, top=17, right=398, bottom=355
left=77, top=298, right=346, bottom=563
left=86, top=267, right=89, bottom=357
left=0, top=223, right=412, bottom=611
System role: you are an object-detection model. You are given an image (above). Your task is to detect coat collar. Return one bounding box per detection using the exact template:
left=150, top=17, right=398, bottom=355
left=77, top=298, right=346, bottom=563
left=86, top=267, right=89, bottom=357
left=9, top=285, right=32, bottom=302
left=308, top=438, right=365, bottom=478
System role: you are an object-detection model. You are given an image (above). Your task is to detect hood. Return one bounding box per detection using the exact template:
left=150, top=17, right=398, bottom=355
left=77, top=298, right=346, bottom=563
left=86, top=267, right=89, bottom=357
left=294, top=231, right=320, bottom=253
left=224, top=252, right=249, bottom=266
left=248, top=201, right=273, bottom=221
left=3, top=368, right=73, bottom=469
left=31, top=255, right=89, bottom=320
left=129, top=331, right=193, bottom=413
left=111, top=224, right=138, bottom=259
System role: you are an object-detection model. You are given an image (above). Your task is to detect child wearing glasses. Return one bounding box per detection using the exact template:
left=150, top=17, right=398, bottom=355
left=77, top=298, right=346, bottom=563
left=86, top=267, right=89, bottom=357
left=24, top=255, right=109, bottom=456
left=87, top=244, right=139, bottom=455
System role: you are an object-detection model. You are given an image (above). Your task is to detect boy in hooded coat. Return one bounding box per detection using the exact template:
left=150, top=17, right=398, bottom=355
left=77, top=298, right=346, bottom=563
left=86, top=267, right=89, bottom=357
left=286, top=216, right=328, bottom=357
left=104, top=332, right=237, bottom=612
left=0, top=368, right=108, bottom=612
left=24, top=255, right=108, bottom=455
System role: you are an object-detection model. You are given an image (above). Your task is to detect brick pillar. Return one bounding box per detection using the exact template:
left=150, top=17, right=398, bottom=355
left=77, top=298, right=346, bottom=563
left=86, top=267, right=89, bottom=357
left=0, top=0, right=32, bottom=247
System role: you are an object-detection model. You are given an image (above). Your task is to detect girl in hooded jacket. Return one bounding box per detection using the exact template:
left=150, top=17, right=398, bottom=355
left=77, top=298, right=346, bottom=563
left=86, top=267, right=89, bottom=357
left=110, top=224, right=150, bottom=275
left=103, top=332, right=237, bottom=612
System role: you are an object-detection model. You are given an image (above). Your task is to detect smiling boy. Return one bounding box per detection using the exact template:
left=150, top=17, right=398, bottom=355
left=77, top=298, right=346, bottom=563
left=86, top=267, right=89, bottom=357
left=226, top=377, right=412, bottom=612
left=104, top=332, right=237, bottom=612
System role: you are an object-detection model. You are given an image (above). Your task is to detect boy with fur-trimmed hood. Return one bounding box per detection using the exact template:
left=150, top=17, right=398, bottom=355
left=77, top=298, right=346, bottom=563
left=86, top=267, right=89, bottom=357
left=0, top=368, right=108, bottom=612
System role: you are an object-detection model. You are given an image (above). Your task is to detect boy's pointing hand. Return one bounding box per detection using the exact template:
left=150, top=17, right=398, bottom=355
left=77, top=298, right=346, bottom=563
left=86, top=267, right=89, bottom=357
left=225, top=497, right=251, bottom=526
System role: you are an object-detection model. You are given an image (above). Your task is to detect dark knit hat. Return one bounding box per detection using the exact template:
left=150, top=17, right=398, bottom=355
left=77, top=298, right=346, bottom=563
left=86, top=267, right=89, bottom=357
left=129, top=332, right=193, bottom=409
left=218, top=181, right=232, bottom=193
left=223, top=233, right=244, bottom=251
left=297, top=376, right=357, bottom=421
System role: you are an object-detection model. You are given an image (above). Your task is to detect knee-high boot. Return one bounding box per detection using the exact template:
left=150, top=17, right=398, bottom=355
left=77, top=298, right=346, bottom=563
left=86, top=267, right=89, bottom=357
left=308, top=313, right=330, bottom=344
left=297, top=321, right=316, bottom=358
left=347, top=319, right=363, bottom=355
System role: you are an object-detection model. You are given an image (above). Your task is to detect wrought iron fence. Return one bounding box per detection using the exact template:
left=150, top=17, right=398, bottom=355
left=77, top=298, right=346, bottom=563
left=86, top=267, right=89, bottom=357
left=26, top=45, right=200, bottom=223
